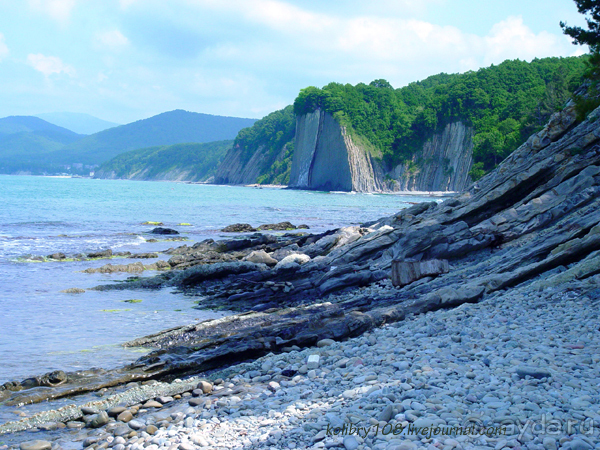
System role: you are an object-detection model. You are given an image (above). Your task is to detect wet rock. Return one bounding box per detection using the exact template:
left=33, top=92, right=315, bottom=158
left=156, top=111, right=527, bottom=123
left=131, top=253, right=159, bottom=259
left=257, top=221, right=296, bottom=231
left=221, top=223, right=256, bottom=232
left=61, top=287, right=85, bottom=294
left=88, top=411, right=109, bottom=428
left=47, top=253, right=66, bottom=260
left=83, top=262, right=145, bottom=274
left=41, top=370, right=67, bottom=387
left=87, top=249, right=113, bottom=258
left=151, top=227, right=179, bottom=235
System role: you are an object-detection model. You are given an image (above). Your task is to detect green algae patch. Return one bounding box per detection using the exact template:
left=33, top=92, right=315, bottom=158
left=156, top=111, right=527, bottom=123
left=123, top=299, right=143, bottom=303
left=100, top=309, right=132, bottom=313
left=142, top=221, right=163, bottom=225
left=178, top=223, right=192, bottom=226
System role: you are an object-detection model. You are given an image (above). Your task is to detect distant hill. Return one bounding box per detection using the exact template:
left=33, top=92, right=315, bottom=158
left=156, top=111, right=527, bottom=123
left=55, top=110, right=257, bottom=165
left=0, top=115, right=83, bottom=137
left=94, top=140, right=232, bottom=182
left=0, top=116, right=85, bottom=173
left=35, top=112, right=120, bottom=135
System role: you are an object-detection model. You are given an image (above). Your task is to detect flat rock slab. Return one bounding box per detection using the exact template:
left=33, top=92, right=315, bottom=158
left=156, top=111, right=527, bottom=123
left=391, top=259, right=449, bottom=287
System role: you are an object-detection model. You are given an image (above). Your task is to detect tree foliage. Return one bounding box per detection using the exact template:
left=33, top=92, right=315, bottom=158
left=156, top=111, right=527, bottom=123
left=95, top=141, right=232, bottom=181
left=561, top=0, right=600, bottom=119
left=561, top=0, right=600, bottom=49
left=234, top=105, right=296, bottom=184
left=292, top=57, right=587, bottom=180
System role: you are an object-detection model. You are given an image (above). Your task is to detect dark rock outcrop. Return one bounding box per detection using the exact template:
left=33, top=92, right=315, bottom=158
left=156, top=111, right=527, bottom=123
left=151, top=227, right=179, bottom=235
left=221, top=223, right=256, bottom=233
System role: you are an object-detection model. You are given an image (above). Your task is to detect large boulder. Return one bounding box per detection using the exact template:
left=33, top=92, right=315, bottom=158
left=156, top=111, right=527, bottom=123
left=257, top=221, right=297, bottom=231
left=87, top=249, right=113, bottom=258
left=243, top=250, right=278, bottom=265
left=221, top=223, right=256, bottom=232
left=275, top=253, right=311, bottom=270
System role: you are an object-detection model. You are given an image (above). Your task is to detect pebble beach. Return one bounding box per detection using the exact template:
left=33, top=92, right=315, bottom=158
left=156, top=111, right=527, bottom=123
left=6, top=275, right=599, bottom=450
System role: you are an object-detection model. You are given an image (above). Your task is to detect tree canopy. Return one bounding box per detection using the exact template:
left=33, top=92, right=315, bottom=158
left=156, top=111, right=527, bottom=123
left=293, top=56, right=587, bottom=180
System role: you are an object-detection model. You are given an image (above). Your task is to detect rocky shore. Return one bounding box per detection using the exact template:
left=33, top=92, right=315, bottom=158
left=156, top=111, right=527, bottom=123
left=1, top=101, right=600, bottom=450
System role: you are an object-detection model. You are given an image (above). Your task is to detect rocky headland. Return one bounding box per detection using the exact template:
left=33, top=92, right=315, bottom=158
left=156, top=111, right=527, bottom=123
left=1, top=101, right=600, bottom=450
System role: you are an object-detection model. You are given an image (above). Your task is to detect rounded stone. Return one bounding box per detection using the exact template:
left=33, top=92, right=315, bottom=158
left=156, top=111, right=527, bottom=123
left=317, top=339, right=335, bottom=347
left=20, top=441, right=51, bottom=450
left=127, top=419, right=144, bottom=430
left=117, top=410, right=133, bottom=423
left=197, top=380, right=212, bottom=394
left=107, top=406, right=127, bottom=417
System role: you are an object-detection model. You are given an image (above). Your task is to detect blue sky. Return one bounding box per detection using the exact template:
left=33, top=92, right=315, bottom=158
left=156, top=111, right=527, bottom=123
left=0, top=0, right=590, bottom=124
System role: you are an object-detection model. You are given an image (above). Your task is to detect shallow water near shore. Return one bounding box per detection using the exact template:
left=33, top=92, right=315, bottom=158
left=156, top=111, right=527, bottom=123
left=0, top=175, right=440, bottom=425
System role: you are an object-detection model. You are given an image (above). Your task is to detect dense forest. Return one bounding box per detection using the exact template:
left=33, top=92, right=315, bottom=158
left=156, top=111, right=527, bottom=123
left=231, top=105, right=296, bottom=185
left=293, top=56, right=588, bottom=180
left=94, top=141, right=232, bottom=181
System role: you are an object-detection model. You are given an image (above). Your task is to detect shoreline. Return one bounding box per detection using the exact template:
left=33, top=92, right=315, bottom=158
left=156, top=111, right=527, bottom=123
left=0, top=174, right=458, bottom=196
left=2, top=277, right=598, bottom=449
left=1, top=103, right=600, bottom=450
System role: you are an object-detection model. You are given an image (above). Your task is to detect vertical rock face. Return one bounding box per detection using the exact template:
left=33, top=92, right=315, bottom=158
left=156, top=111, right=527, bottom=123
left=289, top=111, right=474, bottom=192
left=390, top=122, right=474, bottom=192
left=289, top=110, right=380, bottom=192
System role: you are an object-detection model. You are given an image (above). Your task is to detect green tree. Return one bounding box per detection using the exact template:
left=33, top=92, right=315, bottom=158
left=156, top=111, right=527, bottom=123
left=561, top=1, right=600, bottom=119
left=560, top=0, right=600, bottom=49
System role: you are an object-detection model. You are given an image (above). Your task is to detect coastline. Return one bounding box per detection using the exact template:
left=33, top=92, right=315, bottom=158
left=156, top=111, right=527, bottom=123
left=1, top=103, right=600, bottom=450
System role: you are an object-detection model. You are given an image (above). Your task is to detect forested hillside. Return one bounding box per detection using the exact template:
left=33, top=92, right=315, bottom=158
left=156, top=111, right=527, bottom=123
left=214, top=106, right=295, bottom=185
left=293, top=56, right=587, bottom=180
left=94, top=141, right=232, bottom=181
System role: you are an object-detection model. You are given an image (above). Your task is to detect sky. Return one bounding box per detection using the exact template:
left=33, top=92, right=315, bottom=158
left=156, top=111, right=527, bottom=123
left=0, top=0, right=591, bottom=124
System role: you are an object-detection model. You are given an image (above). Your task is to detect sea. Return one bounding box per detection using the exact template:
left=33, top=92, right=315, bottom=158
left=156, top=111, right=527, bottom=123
left=0, top=175, right=440, bottom=427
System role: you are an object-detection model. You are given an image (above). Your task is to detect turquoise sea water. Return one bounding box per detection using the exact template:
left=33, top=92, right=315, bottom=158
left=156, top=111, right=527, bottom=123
left=0, top=175, right=438, bottom=423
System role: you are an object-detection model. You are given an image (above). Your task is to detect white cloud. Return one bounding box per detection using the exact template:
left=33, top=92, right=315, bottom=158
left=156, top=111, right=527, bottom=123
left=95, top=30, right=130, bottom=50
left=0, top=33, right=8, bottom=61
left=28, top=0, right=77, bottom=23
left=483, top=16, right=562, bottom=64
left=27, top=53, right=75, bottom=77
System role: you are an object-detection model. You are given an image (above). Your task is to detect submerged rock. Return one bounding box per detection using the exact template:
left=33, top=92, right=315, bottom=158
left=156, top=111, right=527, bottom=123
left=87, top=249, right=113, bottom=258
left=151, top=227, right=179, bottom=235
left=60, top=287, right=85, bottom=294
